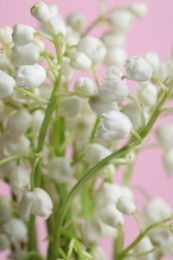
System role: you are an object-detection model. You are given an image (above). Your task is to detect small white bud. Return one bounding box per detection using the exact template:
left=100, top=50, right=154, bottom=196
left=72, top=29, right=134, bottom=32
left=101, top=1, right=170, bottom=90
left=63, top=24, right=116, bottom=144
left=123, top=103, right=142, bottom=129
left=125, top=56, right=153, bottom=82
left=149, top=227, right=172, bottom=247
left=62, top=57, right=74, bottom=83
left=98, top=67, right=128, bottom=102
left=59, top=96, right=82, bottom=119
left=0, top=26, right=12, bottom=45
left=84, top=143, right=111, bottom=167
left=74, top=77, right=95, bottom=96
left=66, top=13, right=85, bottom=32
left=2, top=218, right=27, bottom=243
left=144, top=198, right=172, bottom=224
left=43, top=17, right=66, bottom=36
left=97, top=205, right=124, bottom=227
left=0, top=196, right=12, bottom=223
left=77, top=36, right=107, bottom=65
left=80, top=221, right=102, bottom=245
left=70, top=52, right=92, bottom=71
left=12, top=43, right=41, bottom=66
left=2, top=135, right=30, bottom=156
left=144, top=51, right=160, bottom=74
left=104, top=47, right=127, bottom=67
left=134, top=237, right=155, bottom=260
left=31, top=110, right=44, bottom=131
left=102, top=31, right=125, bottom=48
left=129, top=3, right=148, bottom=17
left=31, top=2, right=52, bottom=23
left=0, top=234, right=10, bottom=251
left=137, top=82, right=157, bottom=107
left=20, top=188, right=53, bottom=220
left=89, top=95, right=119, bottom=114
left=97, top=111, right=132, bottom=141
left=108, top=10, right=134, bottom=32
left=49, top=157, right=74, bottom=183
left=0, top=70, right=15, bottom=98
left=163, top=150, right=173, bottom=175
left=156, top=125, right=173, bottom=147
left=10, top=166, right=30, bottom=197
left=117, top=196, right=136, bottom=215
left=12, top=24, right=35, bottom=46
left=15, top=64, right=46, bottom=89
left=0, top=53, right=12, bottom=70
left=6, top=109, right=32, bottom=136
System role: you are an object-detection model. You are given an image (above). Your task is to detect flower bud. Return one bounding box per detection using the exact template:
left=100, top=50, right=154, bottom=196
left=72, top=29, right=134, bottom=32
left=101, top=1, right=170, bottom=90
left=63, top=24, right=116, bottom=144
left=156, top=125, right=173, bottom=147
left=163, top=150, right=173, bottom=175
left=149, top=227, right=171, bottom=247
left=2, top=218, right=27, bottom=243
left=31, top=110, right=44, bottom=131
left=49, top=157, right=74, bottom=183
left=97, top=111, right=132, bottom=141
left=0, top=26, right=12, bottom=45
left=129, top=3, right=148, bottom=17
left=134, top=237, right=155, bottom=260
left=59, top=96, right=82, bottom=119
left=125, top=56, right=153, bottom=81
left=10, top=166, right=30, bottom=197
left=31, top=2, right=51, bottom=23
left=0, top=196, right=12, bottom=223
left=12, top=24, right=35, bottom=46
left=42, top=17, right=66, bottom=36
left=144, top=198, right=172, bottom=224
left=100, top=222, right=118, bottom=238
left=104, top=47, right=127, bottom=67
left=80, top=221, right=102, bottom=245
left=77, top=36, right=107, bottom=65
left=97, top=205, right=124, bottom=227
left=143, top=51, right=160, bottom=74
left=84, top=143, right=111, bottom=167
left=2, top=135, right=30, bottom=156
left=89, top=95, right=118, bottom=114
left=137, top=82, right=157, bottom=107
left=0, top=234, right=10, bottom=251
left=98, top=67, right=128, bottom=102
left=62, top=57, right=74, bottom=83
left=0, top=53, right=12, bottom=70
left=108, top=10, right=134, bottom=32
left=15, top=64, right=46, bottom=89
left=102, top=31, right=125, bottom=48
left=12, top=43, right=41, bottom=66
left=0, top=70, right=15, bottom=98
left=123, top=103, right=142, bottom=129
left=93, top=247, right=107, bottom=260
left=6, top=109, right=32, bottom=136
left=74, top=77, right=95, bottom=96
left=70, top=52, right=92, bottom=71
left=20, top=188, right=53, bottom=220
left=66, top=13, right=85, bottom=32
left=117, top=196, right=136, bottom=215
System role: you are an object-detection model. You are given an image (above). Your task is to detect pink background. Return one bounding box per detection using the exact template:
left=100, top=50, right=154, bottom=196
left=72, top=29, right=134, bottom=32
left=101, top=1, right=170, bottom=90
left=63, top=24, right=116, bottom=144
left=0, top=0, right=173, bottom=259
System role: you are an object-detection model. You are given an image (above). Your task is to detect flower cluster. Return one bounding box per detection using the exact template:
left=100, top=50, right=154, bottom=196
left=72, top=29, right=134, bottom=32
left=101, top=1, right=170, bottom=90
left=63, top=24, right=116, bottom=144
left=0, top=1, right=173, bottom=260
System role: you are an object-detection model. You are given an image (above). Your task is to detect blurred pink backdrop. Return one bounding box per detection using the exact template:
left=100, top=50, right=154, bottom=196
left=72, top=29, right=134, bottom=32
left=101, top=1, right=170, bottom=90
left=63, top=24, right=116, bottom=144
left=0, top=0, right=173, bottom=259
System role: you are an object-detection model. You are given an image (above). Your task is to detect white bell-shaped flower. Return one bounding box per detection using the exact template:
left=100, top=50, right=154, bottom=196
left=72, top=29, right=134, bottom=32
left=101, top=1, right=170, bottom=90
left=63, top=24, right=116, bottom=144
left=144, top=198, right=172, bottom=224
left=2, top=218, right=27, bottom=243
left=156, top=125, right=173, bottom=147
left=97, top=204, right=124, bottom=227
left=149, top=227, right=172, bottom=247
left=12, top=24, right=35, bottom=46
left=129, top=3, right=148, bottom=17
left=2, top=134, right=30, bottom=156
left=144, top=51, right=160, bottom=74
left=97, top=111, right=132, bottom=141
left=80, top=221, right=102, bottom=245
left=98, top=67, right=128, bottom=102
left=31, top=2, right=52, bottom=23
left=31, top=110, right=44, bottom=131
left=0, top=234, right=10, bottom=251
left=74, top=77, right=95, bottom=96
left=15, top=64, right=46, bottom=89
left=0, top=53, right=12, bottom=70
left=66, top=13, right=85, bottom=32
left=137, top=82, right=157, bottom=107
left=70, top=52, right=92, bottom=71
left=0, top=26, right=12, bottom=45
left=134, top=237, right=155, bottom=260
left=77, top=36, right=107, bottom=65
left=42, top=17, right=66, bottom=36
left=104, top=47, right=127, bottom=68
left=49, top=157, right=74, bottom=183
left=9, top=166, right=30, bottom=197
left=59, top=96, right=82, bottom=119
left=12, top=43, right=42, bottom=66
left=20, top=188, right=53, bottom=220
left=108, top=10, right=134, bottom=32
left=116, top=196, right=136, bottom=215
left=0, top=70, right=15, bottom=98
left=84, top=143, right=111, bottom=167
left=123, top=103, right=142, bottom=129
left=0, top=196, right=12, bottom=223
left=6, top=109, right=32, bottom=136
left=89, top=95, right=119, bottom=114
left=163, top=150, right=173, bottom=175
left=125, top=56, right=153, bottom=81
left=100, top=222, right=118, bottom=238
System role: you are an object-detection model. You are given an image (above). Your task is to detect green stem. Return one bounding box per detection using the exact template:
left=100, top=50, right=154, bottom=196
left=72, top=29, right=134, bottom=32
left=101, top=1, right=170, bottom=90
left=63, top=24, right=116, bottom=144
left=0, top=154, right=24, bottom=166
left=89, top=116, right=100, bottom=143
left=14, top=86, right=48, bottom=104
left=28, top=216, right=38, bottom=259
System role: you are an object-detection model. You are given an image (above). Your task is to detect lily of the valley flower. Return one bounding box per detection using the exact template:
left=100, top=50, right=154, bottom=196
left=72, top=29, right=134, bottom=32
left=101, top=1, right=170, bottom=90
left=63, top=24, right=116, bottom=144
left=0, top=70, right=15, bottom=98
left=12, top=24, right=35, bottom=46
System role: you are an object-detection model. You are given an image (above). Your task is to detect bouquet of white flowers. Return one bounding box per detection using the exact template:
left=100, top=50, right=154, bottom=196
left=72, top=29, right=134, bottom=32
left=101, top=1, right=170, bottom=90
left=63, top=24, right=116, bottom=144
left=0, top=1, right=173, bottom=259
